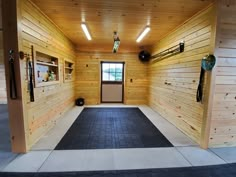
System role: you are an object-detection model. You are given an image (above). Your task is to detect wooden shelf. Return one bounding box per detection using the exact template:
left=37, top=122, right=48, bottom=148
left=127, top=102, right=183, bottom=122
left=36, top=61, right=58, bottom=67
left=65, top=67, right=73, bottom=70
left=64, top=59, right=74, bottom=82
left=34, top=50, right=60, bottom=87
left=36, top=80, right=60, bottom=87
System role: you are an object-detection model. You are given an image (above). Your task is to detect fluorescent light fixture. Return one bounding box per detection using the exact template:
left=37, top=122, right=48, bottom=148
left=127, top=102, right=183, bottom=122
left=136, top=26, right=150, bottom=43
left=81, top=23, right=92, bottom=40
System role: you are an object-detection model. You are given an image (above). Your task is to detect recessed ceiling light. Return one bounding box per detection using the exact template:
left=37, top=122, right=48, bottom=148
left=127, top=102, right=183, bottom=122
left=136, top=26, right=150, bottom=43
left=81, top=23, right=92, bottom=40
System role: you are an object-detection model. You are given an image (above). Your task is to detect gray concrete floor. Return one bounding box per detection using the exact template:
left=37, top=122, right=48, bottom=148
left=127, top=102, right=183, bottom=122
left=0, top=104, right=11, bottom=152
left=1, top=105, right=236, bottom=172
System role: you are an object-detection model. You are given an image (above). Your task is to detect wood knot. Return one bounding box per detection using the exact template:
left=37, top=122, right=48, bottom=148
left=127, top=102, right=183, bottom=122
left=190, top=126, right=196, bottom=131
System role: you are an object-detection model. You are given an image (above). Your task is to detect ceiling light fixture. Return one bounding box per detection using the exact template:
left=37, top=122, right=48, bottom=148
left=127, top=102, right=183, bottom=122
left=81, top=23, right=92, bottom=40
left=113, top=31, right=120, bottom=53
left=136, top=26, right=150, bottom=43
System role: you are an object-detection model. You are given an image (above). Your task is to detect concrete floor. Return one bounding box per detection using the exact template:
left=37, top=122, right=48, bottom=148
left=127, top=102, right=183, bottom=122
left=0, top=104, right=18, bottom=171
left=0, top=105, right=236, bottom=172
left=0, top=104, right=11, bottom=152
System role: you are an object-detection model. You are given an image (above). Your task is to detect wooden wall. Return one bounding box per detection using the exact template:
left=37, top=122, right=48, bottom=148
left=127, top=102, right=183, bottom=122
left=0, top=0, right=7, bottom=104
left=209, top=1, right=236, bottom=147
left=18, top=0, right=76, bottom=149
left=75, top=52, right=148, bottom=105
left=148, top=6, right=215, bottom=144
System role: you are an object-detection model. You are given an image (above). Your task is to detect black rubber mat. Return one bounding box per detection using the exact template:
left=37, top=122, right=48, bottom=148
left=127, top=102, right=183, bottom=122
left=1, top=163, right=236, bottom=177
left=55, top=107, right=173, bottom=150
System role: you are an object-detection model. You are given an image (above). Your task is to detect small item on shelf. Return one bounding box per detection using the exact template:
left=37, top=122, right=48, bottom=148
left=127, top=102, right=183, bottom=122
left=37, top=70, right=43, bottom=83
left=42, top=71, right=49, bottom=82
left=48, top=70, right=56, bottom=81
left=51, top=59, right=56, bottom=65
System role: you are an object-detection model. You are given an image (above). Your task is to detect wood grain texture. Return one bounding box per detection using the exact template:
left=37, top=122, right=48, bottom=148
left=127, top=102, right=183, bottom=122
left=18, top=0, right=76, bottom=150
left=30, top=0, right=213, bottom=52
left=2, top=0, right=27, bottom=152
left=75, top=52, right=148, bottom=105
left=199, top=3, right=217, bottom=149
left=0, top=1, right=6, bottom=104
left=209, top=0, right=236, bottom=147
left=0, top=64, right=7, bottom=104
left=148, top=6, right=215, bottom=144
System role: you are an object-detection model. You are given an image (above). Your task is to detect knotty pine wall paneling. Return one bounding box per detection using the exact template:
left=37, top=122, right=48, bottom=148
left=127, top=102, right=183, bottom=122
left=148, top=5, right=216, bottom=144
left=75, top=53, right=148, bottom=105
left=17, top=0, right=76, bottom=150
left=209, top=1, right=236, bottom=147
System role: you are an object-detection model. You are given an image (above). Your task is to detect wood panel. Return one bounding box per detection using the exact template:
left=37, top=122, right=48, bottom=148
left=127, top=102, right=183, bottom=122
left=0, top=0, right=7, bottom=104
left=2, top=0, right=27, bottom=152
left=0, top=64, right=7, bottom=104
left=148, top=6, right=215, bottom=144
left=209, top=1, right=236, bottom=147
left=75, top=52, right=148, bottom=105
left=31, top=0, right=213, bottom=52
left=17, top=0, right=76, bottom=150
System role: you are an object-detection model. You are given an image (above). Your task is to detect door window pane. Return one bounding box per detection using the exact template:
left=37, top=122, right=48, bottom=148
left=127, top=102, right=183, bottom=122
left=102, top=63, right=123, bottom=81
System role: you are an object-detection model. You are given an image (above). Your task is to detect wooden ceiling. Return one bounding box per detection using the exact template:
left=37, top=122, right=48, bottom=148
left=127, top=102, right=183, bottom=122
left=31, top=0, right=214, bottom=53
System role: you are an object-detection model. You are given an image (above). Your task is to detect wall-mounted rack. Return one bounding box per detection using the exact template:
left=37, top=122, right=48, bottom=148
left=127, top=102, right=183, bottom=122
left=151, top=42, right=185, bottom=61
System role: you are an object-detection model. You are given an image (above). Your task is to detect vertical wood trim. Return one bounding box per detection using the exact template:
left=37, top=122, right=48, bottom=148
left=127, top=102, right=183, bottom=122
left=2, top=0, right=27, bottom=152
left=100, top=61, right=102, bottom=103
left=122, top=62, right=125, bottom=103
left=200, top=3, right=218, bottom=149
left=0, top=0, right=2, bottom=29
left=123, top=63, right=126, bottom=104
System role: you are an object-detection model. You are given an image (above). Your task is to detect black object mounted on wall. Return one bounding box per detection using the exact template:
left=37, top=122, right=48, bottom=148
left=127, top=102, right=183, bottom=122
left=151, top=41, right=185, bottom=61
left=138, top=50, right=151, bottom=62
left=9, top=50, right=17, bottom=99
left=19, top=46, right=35, bottom=102
left=196, top=54, right=216, bottom=103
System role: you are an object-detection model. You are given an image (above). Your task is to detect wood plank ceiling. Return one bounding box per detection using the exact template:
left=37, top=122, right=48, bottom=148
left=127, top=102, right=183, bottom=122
left=31, top=0, right=214, bottom=53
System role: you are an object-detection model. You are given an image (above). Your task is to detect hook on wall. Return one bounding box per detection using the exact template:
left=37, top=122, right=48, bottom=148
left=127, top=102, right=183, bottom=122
left=19, top=51, right=30, bottom=60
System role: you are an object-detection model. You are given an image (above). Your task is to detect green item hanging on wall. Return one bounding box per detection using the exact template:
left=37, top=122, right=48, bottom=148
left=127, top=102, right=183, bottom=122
left=201, top=54, right=216, bottom=71
left=196, top=54, right=216, bottom=102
